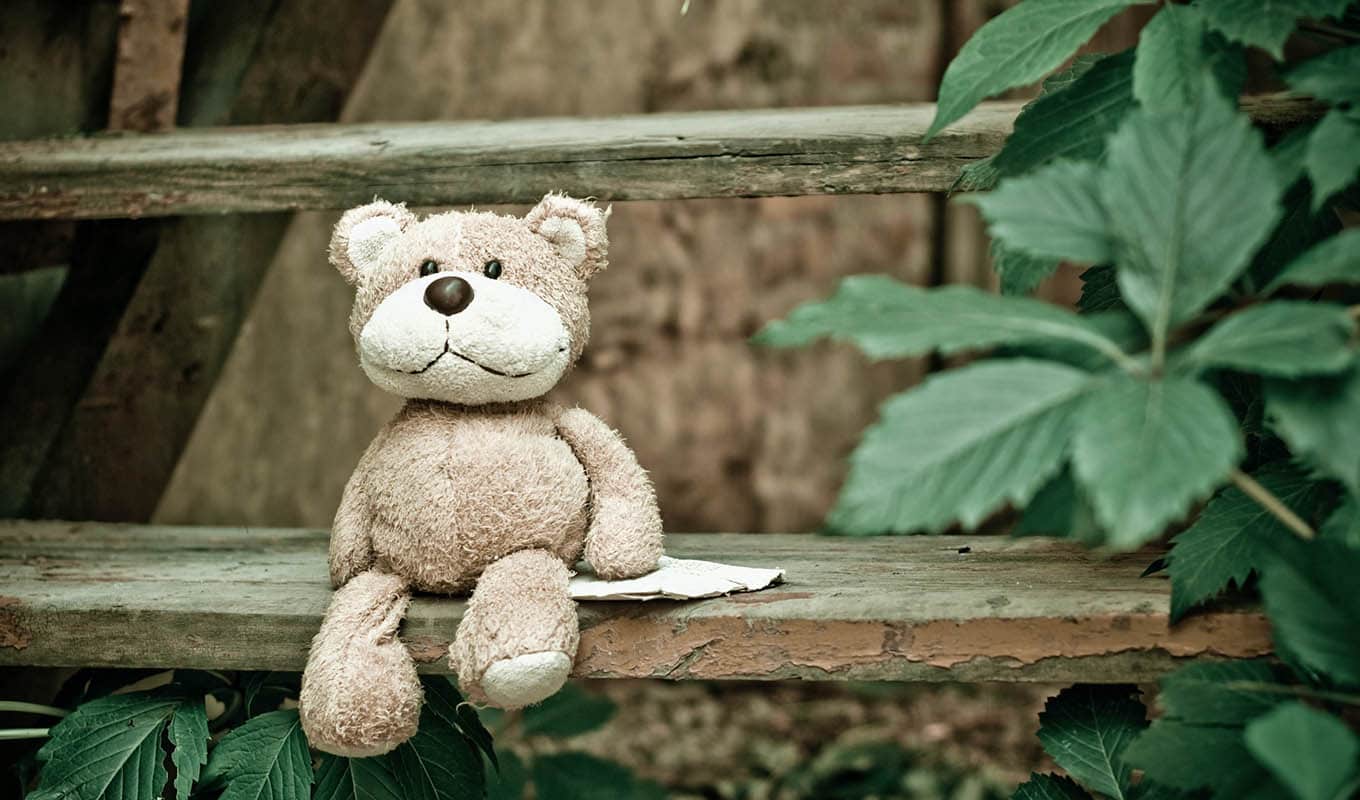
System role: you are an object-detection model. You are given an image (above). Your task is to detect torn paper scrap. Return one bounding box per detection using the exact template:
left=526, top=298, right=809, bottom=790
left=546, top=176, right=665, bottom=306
left=568, top=556, right=785, bottom=601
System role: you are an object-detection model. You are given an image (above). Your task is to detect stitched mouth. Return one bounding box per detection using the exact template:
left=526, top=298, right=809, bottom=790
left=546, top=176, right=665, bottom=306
left=404, top=341, right=540, bottom=379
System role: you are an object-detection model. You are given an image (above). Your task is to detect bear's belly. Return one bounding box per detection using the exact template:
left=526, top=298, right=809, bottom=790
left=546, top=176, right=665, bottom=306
left=365, top=426, right=589, bottom=593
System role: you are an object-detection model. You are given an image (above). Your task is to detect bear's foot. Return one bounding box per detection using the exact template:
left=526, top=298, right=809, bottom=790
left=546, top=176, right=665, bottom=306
left=452, top=549, right=579, bottom=708
left=300, top=570, right=422, bottom=756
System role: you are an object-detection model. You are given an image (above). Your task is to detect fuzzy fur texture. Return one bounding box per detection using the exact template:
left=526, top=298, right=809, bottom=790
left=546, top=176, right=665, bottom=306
left=300, top=195, right=663, bottom=757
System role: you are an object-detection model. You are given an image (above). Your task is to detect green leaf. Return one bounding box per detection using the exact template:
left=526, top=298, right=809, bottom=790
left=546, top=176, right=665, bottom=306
left=1305, top=108, right=1360, bottom=210
left=529, top=753, right=666, bottom=800
left=1266, top=363, right=1360, bottom=495
left=1101, top=76, right=1281, bottom=340
left=1167, top=465, right=1331, bottom=620
left=31, top=693, right=180, bottom=800
left=1245, top=180, right=1341, bottom=292
left=1267, top=229, right=1360, bottom=290
left=1134, top=5, right=1244, bottom=112
left=1287, top=43, right=1360, bottom=106
left=1320, top=494, right=1360, bottom=547
left=1037, top=685, right=1147, bottom=800
left=169, top=698, right=209, bottom=799
left=313, top=755, right=403, bottom=800
left=1157, top=660, right=1287, bottom=725
left=1073, top=375, right=1242, bottom=548
left=993, top=240, right=1059, bottom=296
left=1078, top=265, right=1124, bottom=313
left=928, top=0, right=1147, bottom=139
left=1177, top=301, right=1356, bottom=377
left=991, top=50, right=1137, bottom=179
left=1244, top=702, right=1360, bottom=800
left=485, top=750, right=527, bottom=800
left=1196, top=0, right=1352, bottom=59
left=969, top=160, right=1111, bottom=265
left=1125, top=720, right=1281, bottom=799
left=388, top=703, right=485, bottom=800
left=1012, top=773, right=1093, bottom=800
left=1260, top=539, right=1360, bottom=685
left=202, top=710, right=312, bottom=800
left=828, top=359, right=1094, bottom=535
left=754, top=275, right=1130, bottom=367
left=1014, top=468, right=1104, bottom=545
left=520, top=683, right=617, bottom=738
left=1005, top=310, right=1147, bottom=372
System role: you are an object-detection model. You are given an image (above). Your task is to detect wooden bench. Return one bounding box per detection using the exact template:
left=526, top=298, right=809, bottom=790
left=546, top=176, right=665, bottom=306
left=0, top=521, right=1268, bottom=682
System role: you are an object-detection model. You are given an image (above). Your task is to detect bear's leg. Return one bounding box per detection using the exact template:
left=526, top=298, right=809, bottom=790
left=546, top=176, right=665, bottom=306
left=451, top=548, right=577, bottom=708
left=299, top=569, right=422, bottom=756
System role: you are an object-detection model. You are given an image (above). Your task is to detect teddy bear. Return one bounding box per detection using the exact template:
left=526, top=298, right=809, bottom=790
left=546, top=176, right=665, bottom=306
left=297, top=194, right=664, bottom=757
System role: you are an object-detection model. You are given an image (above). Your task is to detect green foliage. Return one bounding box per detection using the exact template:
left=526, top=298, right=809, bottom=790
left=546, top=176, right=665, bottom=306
left=828, top=360, right=1092, bottom=534
left=314, top=755, right=403, bottom=800
left=202, top=710, right=312, bottom=800
left=1012, top=774, right=1091, bottom=800
left=763, top=3, right=1360, bottom=798
left=1035, top=685, right=1146, bottom=799
left=530, top=753, right=666, bottom=800
left=520, top=683, right=617, bottom=738
left=927, top=0, right=1149, bottom=139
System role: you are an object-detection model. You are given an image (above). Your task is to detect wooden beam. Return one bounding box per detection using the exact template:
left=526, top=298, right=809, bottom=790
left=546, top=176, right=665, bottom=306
left=0, top=102, right=1021, bottom=220
left=0, top=96, right=1317, bottom=221
left=107, top=0, right=190, bottom=132
left=0, top=524, right=1271, bottom=682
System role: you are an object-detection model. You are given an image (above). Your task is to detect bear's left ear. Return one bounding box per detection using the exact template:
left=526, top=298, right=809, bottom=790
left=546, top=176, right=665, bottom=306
left=525, top=194, right=609, bottom=279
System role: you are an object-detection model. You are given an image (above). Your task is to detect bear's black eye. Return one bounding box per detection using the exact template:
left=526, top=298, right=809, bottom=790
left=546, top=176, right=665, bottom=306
left=483, top=259, right=503, bottom=279
left=419, top=259, right=439, bottom=278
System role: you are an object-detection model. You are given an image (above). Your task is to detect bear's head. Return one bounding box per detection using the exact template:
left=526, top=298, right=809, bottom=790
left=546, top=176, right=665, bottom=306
left=329, top=194, right=608, bottom=405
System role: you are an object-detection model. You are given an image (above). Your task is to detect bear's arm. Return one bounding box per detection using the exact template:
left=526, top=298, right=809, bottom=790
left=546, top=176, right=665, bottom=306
left=553, top=406, right=663, bottom=580
left=329, top=431, right=388, bottom=588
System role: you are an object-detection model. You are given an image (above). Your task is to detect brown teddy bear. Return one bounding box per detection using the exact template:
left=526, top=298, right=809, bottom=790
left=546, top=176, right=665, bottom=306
left=298, top=194, right=664, bottom=757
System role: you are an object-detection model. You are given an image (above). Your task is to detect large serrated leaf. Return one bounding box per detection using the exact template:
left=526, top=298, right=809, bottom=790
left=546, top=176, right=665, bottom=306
left=1012, top=773, right=1093, bottom=800
left=992, top=240, right=1059, bottom=297
left=969, top=160, right=1112, bottom=265
left=313, top=755, right=403, bottom=800
left=169, top=698, right=209, bottom=798
left=1195, top=0, right=1351, bottom=59
left=388, top=704, right=485, bottom=800
left=1157, top=660, right=1287, bottom=725
left=521, top=683, right=617, bottom=738
left=202, top=710, right=312, bottom=800
left=1101, top=77, right=1281, bottom=344
left=1266, top=229, right=1360, bottom=290
left=1072, top=375, right=1242, bottom=548
left=1125, top=720, right=1282, bottom=799
left=1077, top=265, right=1124, bottom=313
left=1305, top=108, right=1360, bottom=210
left=1177, top=301, right=1356, bottom=377
left=1260, top=539, right=1360, bottom=685
left=1320, top=494, right=1360, bottom=547
left=1133, top=5, right=1243, bottom=112
left=1286, top=43, right=1360, bottom=106
left=927, top=0, right=1147, bottom=139
left=1037, top=685, right=1147, bottom=800
left=1266, top=363, right=1360, bottom=495
left=829, top=359, right=1094, bottom=535
left=755, top=275, right=1129, bottom=366
left=31, top=692, right=182, bottom=800
left=1166, top=464, right=1331, bottom=621
left=1244, top=702, right=1360, bottom=800
left=992, top=50, right=1137, bottom=179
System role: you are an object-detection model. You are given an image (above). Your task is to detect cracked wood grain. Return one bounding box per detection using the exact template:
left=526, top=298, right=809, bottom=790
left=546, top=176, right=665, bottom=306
left=0, top=522, right=1271, bottom=682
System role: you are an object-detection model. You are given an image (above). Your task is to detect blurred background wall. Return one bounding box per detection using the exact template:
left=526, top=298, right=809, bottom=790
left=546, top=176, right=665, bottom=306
left=157, top=0, right=1147, bottom=533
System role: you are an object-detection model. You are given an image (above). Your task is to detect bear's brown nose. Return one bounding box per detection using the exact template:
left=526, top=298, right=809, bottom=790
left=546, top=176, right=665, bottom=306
left=424, top=275, right=474, bottom=315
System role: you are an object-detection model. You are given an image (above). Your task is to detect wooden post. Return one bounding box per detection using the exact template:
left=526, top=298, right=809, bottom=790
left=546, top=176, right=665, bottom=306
left=107, top=0, right=190, bottom=132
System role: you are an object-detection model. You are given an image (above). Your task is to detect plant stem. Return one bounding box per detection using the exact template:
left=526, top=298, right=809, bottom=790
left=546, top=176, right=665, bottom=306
left=1221, top=682, right=1360, bottom=708
left=0, top=728, right=50, bottom=741
left=0, top=701, right=69, bottom=718
left=1230, top=469, right=1316, bottom=540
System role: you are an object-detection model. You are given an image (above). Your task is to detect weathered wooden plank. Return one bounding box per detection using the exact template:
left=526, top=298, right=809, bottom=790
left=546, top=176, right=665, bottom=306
left=0, top=102, right=1020, bottom=220
left=0, top=523, right=1271, bottom=682
left=107, top=0, right=190, bottom=132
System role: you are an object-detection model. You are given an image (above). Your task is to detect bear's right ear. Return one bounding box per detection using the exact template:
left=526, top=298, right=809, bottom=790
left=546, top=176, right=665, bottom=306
left=329, top=200, right=415, bottom=284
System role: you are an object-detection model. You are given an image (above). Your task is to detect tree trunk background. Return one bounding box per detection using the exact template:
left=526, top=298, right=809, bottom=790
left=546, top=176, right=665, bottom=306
left=156, top=0, right=1140, bottom=533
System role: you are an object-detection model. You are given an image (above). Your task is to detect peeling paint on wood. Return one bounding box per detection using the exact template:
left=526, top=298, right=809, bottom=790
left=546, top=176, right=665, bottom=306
left=0, top=522, right=1271, bottom=682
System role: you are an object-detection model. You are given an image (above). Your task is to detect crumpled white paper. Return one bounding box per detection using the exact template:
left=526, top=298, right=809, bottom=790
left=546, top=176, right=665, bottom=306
left=568, top=556, right=785, bottom=601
